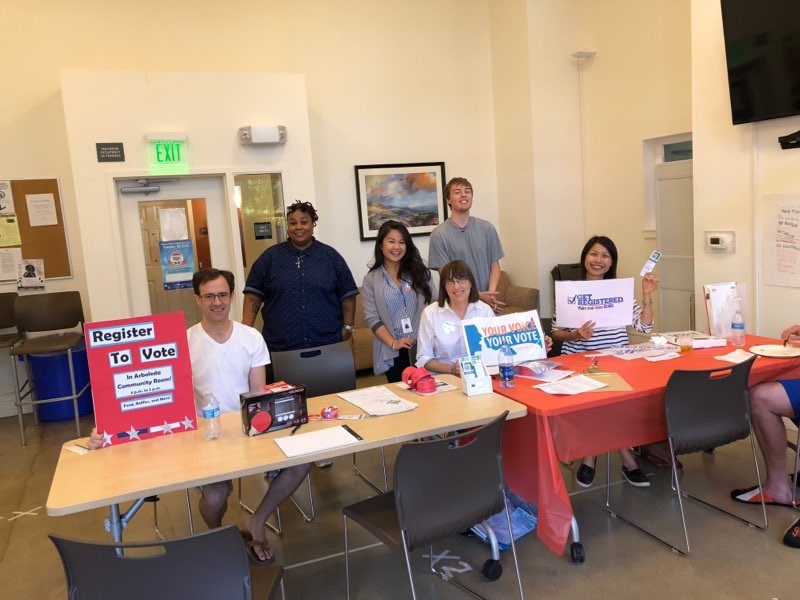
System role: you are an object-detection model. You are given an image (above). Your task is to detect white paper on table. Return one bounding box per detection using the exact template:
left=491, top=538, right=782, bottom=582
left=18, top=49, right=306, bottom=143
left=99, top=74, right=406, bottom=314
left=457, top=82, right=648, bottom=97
left=613, top=348, right=677, bottom=360
left=554, top=278, right=634, bottom=329
left=274, top=425, right=361, bottom=458
left=534, top=374, right=608, bottom=395
left=715, top=349, right=754, bottom=364
left=521, top=369, right=574, bottom=383
left=645, top=352, right=682, bottom=362
left=338, top=386, right=418, bottom=415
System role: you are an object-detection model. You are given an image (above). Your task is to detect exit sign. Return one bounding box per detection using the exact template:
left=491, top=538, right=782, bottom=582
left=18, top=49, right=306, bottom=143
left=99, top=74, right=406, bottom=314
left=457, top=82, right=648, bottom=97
left=147, top=138, right=188, bottom=171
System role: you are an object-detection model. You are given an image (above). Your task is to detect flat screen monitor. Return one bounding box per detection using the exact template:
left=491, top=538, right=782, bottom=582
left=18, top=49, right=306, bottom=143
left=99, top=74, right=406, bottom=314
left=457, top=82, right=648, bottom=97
left=721, top=0, right=800, bottom=125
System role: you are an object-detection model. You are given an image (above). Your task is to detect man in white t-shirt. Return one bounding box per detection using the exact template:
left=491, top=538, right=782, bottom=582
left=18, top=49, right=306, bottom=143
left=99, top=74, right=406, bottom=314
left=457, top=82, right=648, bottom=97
left=92, top=268, right=308, bottom=564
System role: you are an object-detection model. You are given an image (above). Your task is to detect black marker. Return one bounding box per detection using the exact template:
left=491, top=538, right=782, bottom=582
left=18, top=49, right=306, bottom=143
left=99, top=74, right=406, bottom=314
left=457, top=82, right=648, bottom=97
left=341, top=424, right=363, bottom=441
left=290, top=423, right=302, bottom=436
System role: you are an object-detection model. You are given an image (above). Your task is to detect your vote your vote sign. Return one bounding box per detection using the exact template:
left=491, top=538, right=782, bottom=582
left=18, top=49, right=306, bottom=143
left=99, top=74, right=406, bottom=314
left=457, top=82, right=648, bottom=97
left=85, top=311, right=195, bottom=447
left=461, top=310, right=548, bottom=366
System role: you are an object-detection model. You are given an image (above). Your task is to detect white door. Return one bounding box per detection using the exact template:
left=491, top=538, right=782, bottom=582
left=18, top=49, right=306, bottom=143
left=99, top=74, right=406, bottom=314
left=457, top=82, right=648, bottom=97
left=115, top=175, right=231, bottom=326
left=655, top=160, right=694, bottom=331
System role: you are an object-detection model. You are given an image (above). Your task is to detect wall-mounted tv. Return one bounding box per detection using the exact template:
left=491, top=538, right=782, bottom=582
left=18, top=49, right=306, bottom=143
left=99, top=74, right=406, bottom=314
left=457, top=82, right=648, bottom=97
left=721, top=0, right=800, bottom=125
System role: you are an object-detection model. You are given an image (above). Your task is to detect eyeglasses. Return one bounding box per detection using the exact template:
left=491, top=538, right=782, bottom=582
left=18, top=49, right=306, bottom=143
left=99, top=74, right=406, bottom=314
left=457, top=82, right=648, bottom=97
left=200, top=292, right=231, bottom=302
left=445, top=276, right=469, bottom=286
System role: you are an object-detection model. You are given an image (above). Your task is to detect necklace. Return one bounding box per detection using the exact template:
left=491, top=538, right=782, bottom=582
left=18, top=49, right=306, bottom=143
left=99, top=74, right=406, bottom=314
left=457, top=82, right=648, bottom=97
left=295, top=254, right=303, bottom=269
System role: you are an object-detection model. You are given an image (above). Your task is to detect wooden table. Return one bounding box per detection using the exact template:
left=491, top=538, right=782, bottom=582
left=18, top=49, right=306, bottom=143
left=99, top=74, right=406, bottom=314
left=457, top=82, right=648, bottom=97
left=497, top=335, right=800, bottom=557
left=46, top=376, right=526, bottom=539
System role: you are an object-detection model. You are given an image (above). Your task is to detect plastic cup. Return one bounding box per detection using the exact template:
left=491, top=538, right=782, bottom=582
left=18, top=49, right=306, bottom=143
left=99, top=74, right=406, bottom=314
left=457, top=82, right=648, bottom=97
left=677, top=333, right=693, bottom=354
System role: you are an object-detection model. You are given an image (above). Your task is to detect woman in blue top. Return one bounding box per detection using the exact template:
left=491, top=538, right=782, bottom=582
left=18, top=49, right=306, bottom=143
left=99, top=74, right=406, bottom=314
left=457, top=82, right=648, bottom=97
left=551, top=235, right=659, bottom=488
left=362, top=221, right=436, bottom=382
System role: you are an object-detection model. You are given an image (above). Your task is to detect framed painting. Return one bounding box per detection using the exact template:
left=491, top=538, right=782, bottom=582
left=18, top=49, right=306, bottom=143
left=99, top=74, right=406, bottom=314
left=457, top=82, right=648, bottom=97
left=354, top=162, right=446, bottom=240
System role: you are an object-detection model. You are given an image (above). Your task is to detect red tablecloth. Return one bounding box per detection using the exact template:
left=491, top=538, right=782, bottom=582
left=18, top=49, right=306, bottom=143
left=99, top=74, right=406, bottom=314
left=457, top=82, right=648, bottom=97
left=498, top=335, right=800, bottom=555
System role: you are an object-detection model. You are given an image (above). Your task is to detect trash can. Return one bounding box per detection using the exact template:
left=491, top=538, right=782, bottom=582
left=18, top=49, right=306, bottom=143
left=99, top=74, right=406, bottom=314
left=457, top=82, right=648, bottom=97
left=29, top=343, right=93, bottom=422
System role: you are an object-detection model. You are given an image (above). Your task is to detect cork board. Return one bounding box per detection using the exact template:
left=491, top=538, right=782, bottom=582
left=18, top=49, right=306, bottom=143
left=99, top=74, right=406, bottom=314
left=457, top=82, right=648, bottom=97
left=5, top=179, right=71, bottom=279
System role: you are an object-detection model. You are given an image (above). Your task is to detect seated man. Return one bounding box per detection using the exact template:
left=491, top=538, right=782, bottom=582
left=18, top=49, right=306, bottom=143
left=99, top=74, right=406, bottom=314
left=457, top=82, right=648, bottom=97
left=91, top=268, right=309, bottom=564
left=731, top=323, right=800, bottom=548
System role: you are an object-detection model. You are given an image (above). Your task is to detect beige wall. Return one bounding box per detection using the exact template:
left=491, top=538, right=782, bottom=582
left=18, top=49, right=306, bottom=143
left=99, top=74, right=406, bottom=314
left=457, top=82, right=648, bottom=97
left=18, top=1, right=776, bottom=342
left=692, top=1, right=800, bottom=337
left=509, top=0, right=691, bottom=315
left=0, top=0, right=498, bottom=319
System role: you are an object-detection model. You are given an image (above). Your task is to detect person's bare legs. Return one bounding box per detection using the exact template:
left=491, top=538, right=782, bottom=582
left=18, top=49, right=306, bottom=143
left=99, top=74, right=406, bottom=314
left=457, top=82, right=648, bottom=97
left=750, top=382, right=796, bottom=503
left=247, top=463, right=312, bottom=561
left=199, top=481, right=233, bottom=528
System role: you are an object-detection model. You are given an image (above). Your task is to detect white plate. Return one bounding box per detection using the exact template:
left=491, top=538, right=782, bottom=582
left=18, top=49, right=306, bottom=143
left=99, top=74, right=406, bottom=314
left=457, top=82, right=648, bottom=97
left=749, top=344, right=800, bottom=358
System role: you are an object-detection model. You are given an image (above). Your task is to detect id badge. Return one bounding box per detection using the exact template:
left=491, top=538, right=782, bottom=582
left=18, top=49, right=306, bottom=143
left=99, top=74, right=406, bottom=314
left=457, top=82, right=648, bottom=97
left=401, top=317, right=413, bottom=334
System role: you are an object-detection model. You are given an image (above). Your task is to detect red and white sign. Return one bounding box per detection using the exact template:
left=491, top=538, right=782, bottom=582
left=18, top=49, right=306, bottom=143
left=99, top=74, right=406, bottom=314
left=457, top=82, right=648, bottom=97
left=85, top=311, right=195, bottom=447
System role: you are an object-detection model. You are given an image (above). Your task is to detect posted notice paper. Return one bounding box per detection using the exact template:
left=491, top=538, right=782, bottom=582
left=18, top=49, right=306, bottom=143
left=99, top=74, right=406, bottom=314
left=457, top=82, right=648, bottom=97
left=554, top=278, right=634, bottom=329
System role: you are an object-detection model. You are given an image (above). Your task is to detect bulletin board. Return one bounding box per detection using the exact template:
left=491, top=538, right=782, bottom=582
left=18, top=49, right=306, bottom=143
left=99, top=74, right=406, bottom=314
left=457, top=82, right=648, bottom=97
left=2, top=179, right=72, bottom=279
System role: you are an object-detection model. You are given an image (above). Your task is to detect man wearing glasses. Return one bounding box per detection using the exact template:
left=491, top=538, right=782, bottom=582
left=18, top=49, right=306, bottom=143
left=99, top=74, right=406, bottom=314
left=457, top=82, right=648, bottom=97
left=91, top=268, right=307, bottom=564
left=187, top=268, right=309, bottom=564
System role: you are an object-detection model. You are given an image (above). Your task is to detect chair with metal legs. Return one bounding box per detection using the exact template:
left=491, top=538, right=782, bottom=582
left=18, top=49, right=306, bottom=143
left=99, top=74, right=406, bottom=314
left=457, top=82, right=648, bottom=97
left=788, top=419, right=800, bottom=507
left=239, top=341, right=358, bottom=522
left=0, top=292, right=23, bottom=422
left=12, top=291, right=90, bottom=445
left=605, top=355, right=763, bottom=555
left=49, top=525, right=284, bottom=600
left=343, top=411, right=524, bottom=600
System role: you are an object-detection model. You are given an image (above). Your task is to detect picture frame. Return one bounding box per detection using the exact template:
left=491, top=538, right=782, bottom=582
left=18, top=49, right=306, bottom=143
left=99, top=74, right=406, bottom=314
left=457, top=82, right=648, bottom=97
left=354, top=162, right=447, bottom=240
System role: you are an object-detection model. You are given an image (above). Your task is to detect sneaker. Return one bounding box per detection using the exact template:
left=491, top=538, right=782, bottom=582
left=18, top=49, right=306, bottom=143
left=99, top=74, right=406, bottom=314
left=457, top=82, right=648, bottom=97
left=621, top=466, right=651, bottom=488
left=783, top=517, right=800, bottom=548
left=315, top=459, right=333, bottom=468
left=576, top=463, right=596, bottom=488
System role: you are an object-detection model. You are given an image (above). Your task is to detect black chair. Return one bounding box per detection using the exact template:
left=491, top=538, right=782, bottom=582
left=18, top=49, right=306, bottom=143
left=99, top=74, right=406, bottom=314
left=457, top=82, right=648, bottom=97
left=548, top=263, right=582, bottom=357
left=12, top=291, right=89, bottom=445
left=342, top=411, right=524, bottom=600
left=606, top=355, right=764, bottom=554
left=240, top=340, right=362, bottom=526
left=49, top=525, right=284, bottom=600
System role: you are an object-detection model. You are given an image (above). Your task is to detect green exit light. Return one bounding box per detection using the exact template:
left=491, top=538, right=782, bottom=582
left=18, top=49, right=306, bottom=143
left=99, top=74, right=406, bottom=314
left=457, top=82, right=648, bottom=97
left=147, top=139, right=189, bottom=173
left=154, top=141, right=183, bottom=163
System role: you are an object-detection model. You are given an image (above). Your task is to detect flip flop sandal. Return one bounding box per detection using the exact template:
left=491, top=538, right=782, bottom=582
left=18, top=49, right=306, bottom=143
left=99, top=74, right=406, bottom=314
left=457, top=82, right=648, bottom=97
left=730, top=485, right=796, bottom=507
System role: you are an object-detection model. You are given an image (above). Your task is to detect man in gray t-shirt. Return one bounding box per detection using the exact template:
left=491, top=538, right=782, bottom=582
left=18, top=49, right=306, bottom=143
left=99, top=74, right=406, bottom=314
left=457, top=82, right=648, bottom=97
left=428, top=177, right=505, bottom=310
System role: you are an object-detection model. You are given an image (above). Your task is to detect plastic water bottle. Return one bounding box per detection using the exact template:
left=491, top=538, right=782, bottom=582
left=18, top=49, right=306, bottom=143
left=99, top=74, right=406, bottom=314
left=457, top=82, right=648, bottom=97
left=201, top=393, right=221, bottom=440
left=731, top=297, right=745, bottom=348
left=499, top=345, right=515, bottom=388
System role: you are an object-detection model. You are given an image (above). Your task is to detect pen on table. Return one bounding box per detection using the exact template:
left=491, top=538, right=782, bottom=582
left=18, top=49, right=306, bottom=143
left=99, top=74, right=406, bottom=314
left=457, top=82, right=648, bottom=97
left=290, top=423, right=302, bottom=436
left=341, top=424, right=363, bottom=441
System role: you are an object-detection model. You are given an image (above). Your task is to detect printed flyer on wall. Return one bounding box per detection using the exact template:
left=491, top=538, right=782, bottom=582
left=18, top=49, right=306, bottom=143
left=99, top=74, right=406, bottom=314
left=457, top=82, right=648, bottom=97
left=461, top=310, right=547, bottom=366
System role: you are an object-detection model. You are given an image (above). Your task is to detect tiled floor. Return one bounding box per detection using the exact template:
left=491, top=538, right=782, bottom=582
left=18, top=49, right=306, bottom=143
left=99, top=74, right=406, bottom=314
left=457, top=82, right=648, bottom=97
left=2, top=377, right=800, bottom=599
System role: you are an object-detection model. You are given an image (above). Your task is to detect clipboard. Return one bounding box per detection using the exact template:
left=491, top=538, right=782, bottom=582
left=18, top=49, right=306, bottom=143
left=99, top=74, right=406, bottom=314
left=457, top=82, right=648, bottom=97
left=583, top=371, right=633, bottom=392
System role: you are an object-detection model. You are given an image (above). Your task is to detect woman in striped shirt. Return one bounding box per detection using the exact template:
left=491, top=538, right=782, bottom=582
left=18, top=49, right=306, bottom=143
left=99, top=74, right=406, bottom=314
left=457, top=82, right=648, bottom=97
left=551, top=236, right=659, bottom=488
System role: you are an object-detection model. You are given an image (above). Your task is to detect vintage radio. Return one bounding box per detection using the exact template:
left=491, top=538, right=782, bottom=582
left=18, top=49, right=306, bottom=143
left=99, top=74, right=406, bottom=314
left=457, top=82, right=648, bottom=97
left=240, top=382, right=308, bottom=437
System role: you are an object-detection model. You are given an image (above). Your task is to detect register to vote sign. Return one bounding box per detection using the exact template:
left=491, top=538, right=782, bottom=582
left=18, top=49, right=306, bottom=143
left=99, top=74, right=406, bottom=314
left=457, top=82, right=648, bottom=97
left=85, top=311, right=195, bottom=447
